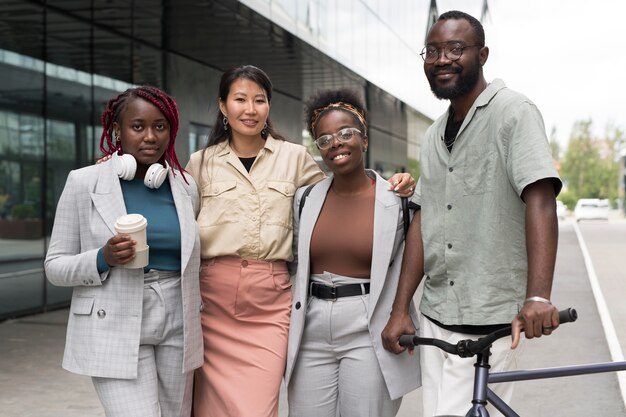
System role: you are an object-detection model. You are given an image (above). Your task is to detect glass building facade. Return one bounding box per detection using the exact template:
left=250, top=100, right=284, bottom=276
left=0, top=0, right=433, bottom=319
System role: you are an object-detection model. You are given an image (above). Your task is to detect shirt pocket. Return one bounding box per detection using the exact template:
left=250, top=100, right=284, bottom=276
left=464, top=144, right=496, bottom=195
left=199, top=180, right=239, bottom=226
left=264, top=180, right=296, bottom=229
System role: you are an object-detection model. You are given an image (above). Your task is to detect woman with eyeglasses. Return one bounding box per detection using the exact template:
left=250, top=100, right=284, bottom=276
left=284, top=88, right=421, bottom=417
left=185, top=66, right=415, bottom=417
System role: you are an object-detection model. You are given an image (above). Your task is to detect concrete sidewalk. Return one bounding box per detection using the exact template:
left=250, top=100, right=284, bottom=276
left=0, top=308, right=104, bottom=417
left=0, top=308, right=422, bottom=417
left=0, top=308, right=424, bottom=417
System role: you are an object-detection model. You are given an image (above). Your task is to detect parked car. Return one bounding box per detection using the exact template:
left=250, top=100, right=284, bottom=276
left=556, top=200, right=567, bottom=220
left=574, top=198, right=609, bottom=222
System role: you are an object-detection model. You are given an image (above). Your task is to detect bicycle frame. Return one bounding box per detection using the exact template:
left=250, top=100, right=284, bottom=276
left=464, top=344, right=626, bottom=417
left=399, top=309, right=626, bottom=417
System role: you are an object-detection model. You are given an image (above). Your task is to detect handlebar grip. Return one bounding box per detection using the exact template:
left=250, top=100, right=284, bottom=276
left=399, top=308, right=577, bottom=353
left=399, top=335, right=416, bottom=347
left=559, top=308, right=578, bottom=324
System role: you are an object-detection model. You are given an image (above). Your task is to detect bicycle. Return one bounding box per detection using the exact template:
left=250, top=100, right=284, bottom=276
left=400, top=308, right=626, bottom=417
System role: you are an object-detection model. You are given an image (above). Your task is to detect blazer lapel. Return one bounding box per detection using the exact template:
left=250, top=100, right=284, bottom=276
left=298, top=177, right=333, bottom=285
left=91, top=160, right=127, bottom=235
left=169, top=171, right=195, bottom=274
left=368, top=170, right=400, bottom=317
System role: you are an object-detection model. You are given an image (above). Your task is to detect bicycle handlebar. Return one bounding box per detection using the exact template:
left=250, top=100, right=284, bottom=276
left=399, top=308, right=577, bottom=358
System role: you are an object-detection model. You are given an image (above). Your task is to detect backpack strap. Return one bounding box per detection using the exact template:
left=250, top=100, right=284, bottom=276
left=401, top=197, right=409, bottom=238
left=401, top=198, right=420, bottom=239
left=298, top=184, right=316, bottom=219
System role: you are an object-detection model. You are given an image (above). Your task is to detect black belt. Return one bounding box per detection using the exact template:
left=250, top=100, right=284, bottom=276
left=310, top=282, right=370, bottom=300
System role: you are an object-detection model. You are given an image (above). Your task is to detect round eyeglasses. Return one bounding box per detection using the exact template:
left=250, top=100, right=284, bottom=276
left=420, top=43, right=482, bottom=64
left=315, top=127, right=362, bottom=150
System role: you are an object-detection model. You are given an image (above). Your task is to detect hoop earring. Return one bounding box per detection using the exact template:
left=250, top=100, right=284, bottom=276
left=261, top=122, right=268, bottom=137
left=115, top=134, right=122, bottom=152
left=222, top=116, right=229, bottom=131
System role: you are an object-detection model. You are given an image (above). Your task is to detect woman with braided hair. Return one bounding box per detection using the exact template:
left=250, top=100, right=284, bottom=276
left=45, top=85, right=203, bottom=417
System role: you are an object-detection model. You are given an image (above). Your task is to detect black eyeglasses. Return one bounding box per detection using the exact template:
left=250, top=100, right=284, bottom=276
left=315, top=127, right=362, bottom=150
left=420, top=43, right=482, bottom=64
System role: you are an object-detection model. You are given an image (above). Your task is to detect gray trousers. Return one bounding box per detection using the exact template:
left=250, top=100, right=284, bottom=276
left=288, top=273, right=401, bottom=417
left=92, top=271, right=193, bottom=417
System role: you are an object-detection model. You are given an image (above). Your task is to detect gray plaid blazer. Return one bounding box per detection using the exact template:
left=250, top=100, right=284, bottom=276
left=45, top=159, right=203, bottom=379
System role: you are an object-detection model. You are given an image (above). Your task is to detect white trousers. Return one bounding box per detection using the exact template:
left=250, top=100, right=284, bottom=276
left=420, top=315, right=521, bottom=417
left=92, top=271, right=193, bottom=417
left=288, top=273, right=401, bottom=417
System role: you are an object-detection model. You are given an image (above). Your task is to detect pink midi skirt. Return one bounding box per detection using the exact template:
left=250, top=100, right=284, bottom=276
left=194, top=257, right=292, bottom=417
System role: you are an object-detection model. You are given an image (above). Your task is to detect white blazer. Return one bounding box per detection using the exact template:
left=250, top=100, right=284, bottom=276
left=45, top=159, right=203, bottom=379
left=285, top=170, right=421, bottom=400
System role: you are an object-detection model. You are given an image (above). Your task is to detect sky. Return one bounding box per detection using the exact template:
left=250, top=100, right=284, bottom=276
left=414, top=0, right=625, bottom=148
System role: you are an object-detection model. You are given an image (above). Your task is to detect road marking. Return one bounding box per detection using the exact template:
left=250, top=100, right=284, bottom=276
left=573, top=221, right=626, bottom=409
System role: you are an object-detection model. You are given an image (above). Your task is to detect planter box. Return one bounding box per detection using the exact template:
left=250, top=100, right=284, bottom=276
left=0, top=219, right=43, bottom=239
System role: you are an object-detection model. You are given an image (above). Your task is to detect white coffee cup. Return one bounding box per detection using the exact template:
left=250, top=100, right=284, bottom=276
left=114, top=214, right=149, bottom=269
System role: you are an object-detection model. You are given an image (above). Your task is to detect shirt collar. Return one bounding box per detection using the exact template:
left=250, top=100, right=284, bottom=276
left=473, top=78, right=506, bottom=109
left=216, top=135, right=277, bottom=157
left=439, top=78, right=507, bottom=138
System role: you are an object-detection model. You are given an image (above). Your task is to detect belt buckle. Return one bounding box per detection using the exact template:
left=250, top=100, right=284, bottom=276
left=329, top=285, right=337, bottom=301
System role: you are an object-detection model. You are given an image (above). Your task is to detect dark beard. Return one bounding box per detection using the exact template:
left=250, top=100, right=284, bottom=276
left=427, top=60, right=480, bottom=100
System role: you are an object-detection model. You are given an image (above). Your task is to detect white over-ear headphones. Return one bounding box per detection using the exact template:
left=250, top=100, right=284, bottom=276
left=113, top=152, right=169, bottom=189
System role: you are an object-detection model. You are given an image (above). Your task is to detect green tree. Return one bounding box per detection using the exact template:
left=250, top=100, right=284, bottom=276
left=408, top=158, right=420, bottom=183
left=561, top=119, right=622, bottom=202
left=548, top=126, right=561, bottom=160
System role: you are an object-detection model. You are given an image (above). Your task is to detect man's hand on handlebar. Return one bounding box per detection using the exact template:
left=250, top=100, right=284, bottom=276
left=382, top=311, right=417, bottom=354
left=511, top=301, right=560, bottom=349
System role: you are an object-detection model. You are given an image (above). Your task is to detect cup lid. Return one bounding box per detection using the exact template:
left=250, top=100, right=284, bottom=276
left=115, top=213, right=147, bottom=233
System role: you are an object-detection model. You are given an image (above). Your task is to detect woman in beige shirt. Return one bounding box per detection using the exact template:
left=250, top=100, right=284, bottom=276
left=186, top=65, right=414, bottom=417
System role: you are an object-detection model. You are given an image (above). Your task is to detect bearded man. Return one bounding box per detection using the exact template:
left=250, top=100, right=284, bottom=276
left=382, top=10, right=562, bottom=417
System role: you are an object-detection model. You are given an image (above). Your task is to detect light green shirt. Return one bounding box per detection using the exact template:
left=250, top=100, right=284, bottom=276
left=415, top=79, right=562, bottom=326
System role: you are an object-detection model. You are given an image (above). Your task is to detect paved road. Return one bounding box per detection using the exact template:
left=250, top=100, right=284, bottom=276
left=576, top=220, right=626, bottom=353
left=502, top=219, right=626, bottom=417
left=1, top=217, right=625, bottom=416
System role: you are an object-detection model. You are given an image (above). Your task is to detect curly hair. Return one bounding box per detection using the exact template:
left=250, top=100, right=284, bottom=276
left=99, top=85, right=187, bottom=182
left=304, top=88, right=368, bottom=138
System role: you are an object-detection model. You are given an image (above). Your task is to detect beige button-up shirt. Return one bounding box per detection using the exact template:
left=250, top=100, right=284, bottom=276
left=186, top=135, right=325, bottom=261
left=415, top=79, right=562, bottom=326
